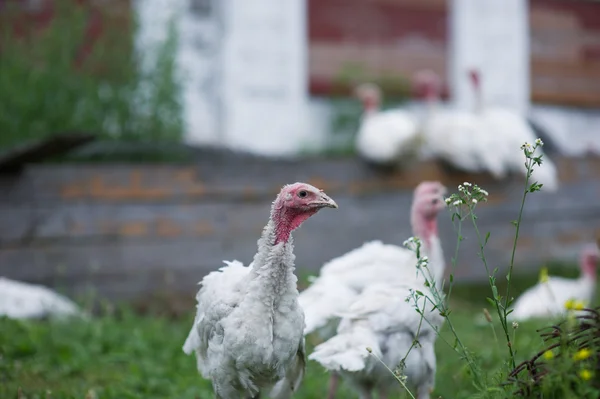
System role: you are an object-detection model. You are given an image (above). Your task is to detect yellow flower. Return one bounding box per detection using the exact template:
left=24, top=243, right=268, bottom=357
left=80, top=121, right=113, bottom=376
left=539, top=267, right=549, bottom=283
left=565, top=299, right=586, bottom=311
left=543, top=350, right=554, bottom=361
left=579, top=369, right=593, bottom=381
left=564, top=299, right=575, bottom=310
left=573, top=348, right=592, bottom=362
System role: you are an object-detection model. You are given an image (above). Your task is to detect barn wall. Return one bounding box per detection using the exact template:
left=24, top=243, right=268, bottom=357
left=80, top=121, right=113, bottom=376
left=308, top=0, right=600, bottom=108
left=1, top=154, right=599, bottom=303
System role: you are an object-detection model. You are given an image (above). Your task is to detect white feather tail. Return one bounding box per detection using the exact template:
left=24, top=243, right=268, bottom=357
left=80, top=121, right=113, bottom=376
left=309, top=324, right=380, bottom=373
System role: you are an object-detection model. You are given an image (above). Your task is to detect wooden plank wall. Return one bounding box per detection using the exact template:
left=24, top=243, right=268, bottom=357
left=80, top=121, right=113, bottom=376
left=1, top=153, right=599, bottom=304
left=308, top=0, right=600, bottom=108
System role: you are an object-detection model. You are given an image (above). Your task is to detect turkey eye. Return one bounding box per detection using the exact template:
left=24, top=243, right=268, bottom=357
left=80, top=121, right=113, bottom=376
left=431, top=198, right=439, bottom=204
left=298, top=190, right=308, bottom=198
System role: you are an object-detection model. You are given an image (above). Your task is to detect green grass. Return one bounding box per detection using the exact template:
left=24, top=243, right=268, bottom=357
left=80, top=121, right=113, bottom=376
left=0, top=267, right=596, bottom=399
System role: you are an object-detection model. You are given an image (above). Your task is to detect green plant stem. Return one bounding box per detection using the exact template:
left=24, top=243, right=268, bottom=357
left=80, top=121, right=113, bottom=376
left=446, top=211, right=465, bottom=302
left=469, top=214, right=516, bottom=369
left=368, top=352, right=417, bottom=399
left=418, top=286, right=482, bottom=383
left=401, top=297, right=427, bottom=364
left=503, top=158, right=533, bottom=322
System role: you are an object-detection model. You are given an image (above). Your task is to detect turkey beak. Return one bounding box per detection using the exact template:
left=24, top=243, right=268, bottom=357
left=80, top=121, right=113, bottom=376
left=313, top=192, right=338, bottom=209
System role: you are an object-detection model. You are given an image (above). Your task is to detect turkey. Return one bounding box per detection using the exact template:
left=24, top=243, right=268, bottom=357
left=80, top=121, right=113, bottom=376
left=0, top=277, right=84, bottom=320
left=309, top=283, right=444, bottom=399
left=300, top=181, right=447, bottom=337
left=353, top=83, right=422, bottom=169
left=414, top=70, right=505, bottom=179
left=509, top=245, right=599, bottom=322
left=468, top=69, right=559, bottom=191
left=299, top=181, right=446, bottom=399
left=182, top=182, right=338, bottom=399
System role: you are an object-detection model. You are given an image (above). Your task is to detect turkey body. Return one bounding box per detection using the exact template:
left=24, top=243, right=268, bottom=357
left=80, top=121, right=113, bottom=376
left=299, top=182, right=447, bottom=340
left=510, top=276, right=595, bottom=321
left=0, top=277, right=83, bottom=320
left=309, top=282, right=443, bottom=399
left=510, top=246, right=598, bottom=321
left=355, top=109, right=420, bottom=167
left=468, top=69, right=559, bottom=191
left=302, top=182, right=447, bottom=399
left=183, top=183, right=337, bottom=399
left=184, top=256, right=306, bottom=399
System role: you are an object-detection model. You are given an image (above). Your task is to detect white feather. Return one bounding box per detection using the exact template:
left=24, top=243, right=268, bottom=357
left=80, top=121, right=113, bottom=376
left=182, top=183, right=332, bottom=399
left=479, top=108, right=559, bottom=191
left=309, top=283, right=443, bottom=399
left=510, top=276, right=595, bottom=322
left=355, top=109, right=420, bottom=165
left=299, top=239, right=442, bottom=338
left=0, top=277, right=84, bottom=320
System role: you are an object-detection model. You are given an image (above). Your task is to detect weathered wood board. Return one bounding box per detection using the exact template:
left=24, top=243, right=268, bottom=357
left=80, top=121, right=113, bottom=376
left=1, top=152, right=599, bottom=304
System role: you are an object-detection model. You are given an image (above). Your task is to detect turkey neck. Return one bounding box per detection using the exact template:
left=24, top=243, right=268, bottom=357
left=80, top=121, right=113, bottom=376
left=411, top=214, right=444, bottom=288
left=472, top=79, right=483, bottom=114
left=245, top=208, right=305, bottom=317
left=423, top=87, right=439, bottom=117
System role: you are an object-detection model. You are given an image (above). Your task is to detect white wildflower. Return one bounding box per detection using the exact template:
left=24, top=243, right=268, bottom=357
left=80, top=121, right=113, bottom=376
left=453, top=200, right=461, bottom=206
left=535, top=138, right=544, bottom=146
left=421, top=256, right=429, bottom=263
left=458, top=185, right=464, bottom=192
left=403, top=237, right=417, bottom=248
left=472, top=199, right=478, bottom=204
left=445, top=198, right=452, bottom=205
left=512, top=321, right=519, bottom=329
left=480, top=189, right=489, bottom=196
left=521, top=142, right=533, bottom=151
left=463, top=182, right=472, bottom=187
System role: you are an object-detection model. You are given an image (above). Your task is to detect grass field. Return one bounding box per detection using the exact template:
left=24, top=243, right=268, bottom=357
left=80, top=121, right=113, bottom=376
left=1, top=264, right=595, bottom=399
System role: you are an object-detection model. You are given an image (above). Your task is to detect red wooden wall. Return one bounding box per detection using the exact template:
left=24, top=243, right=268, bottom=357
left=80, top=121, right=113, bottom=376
left=0, top=0, right=132, bottom=76
left=308, top=0, right=600, bottom=108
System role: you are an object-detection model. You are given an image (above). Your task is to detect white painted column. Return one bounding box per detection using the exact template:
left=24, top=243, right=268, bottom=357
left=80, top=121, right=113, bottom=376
left=177, top=0, right=224, bottom=145
left=220, top=0, right=308, bottom=156
left=450, top=0, right=530, bottom=115
left=134, top=0, right=223, bottom=145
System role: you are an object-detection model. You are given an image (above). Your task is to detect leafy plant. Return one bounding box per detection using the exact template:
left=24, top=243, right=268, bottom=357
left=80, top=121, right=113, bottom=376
left=383, top=139, right=600, bottom=398
left=0, top=0, right=183, bottom=153
left=506, top=307, right=600, bottom=398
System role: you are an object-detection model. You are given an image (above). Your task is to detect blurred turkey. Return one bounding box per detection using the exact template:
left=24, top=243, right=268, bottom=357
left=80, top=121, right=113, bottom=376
left=182, top=183, right=338, bottom=399
left=414, top=70, right=506, bottom=179
left=300, top=181, right=447, bottom=398
left=509, top=245, right=599, bottom=322
left=300, top=181, right=447, bottom=338
left=468, top=69, right=559, bottom=191
left=0, top=277, right=84, bottom=320
left=310, top=281, right=444, bottom=399
left=353, top=83, right=422, bottom=169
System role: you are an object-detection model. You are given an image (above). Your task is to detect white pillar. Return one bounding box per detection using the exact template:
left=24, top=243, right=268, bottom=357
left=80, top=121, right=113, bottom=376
left=134, top=0, right=222, bottom=145
left=220, top=0, right=308, bottom=156
left=177, top=0, right=224, bottom=145
left=450, top=0, right=530, bottom=115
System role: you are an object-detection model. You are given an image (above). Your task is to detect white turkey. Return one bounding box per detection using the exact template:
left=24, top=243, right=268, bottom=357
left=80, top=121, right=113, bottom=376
left=182, top=182, right=338, bottom=399
left=468, top=69, right=559, bottom=191
left=309, top=283, right=444, bottom=399
left=300, top=181, right=447, bottom=337
left=353, top=83, right=421, bottom=168
left=299, top=181, right=447, bottom=398
left=413, top=70, right=505, bottom=179
left=0, top=277, right=84, bottom=320
left=509, top=245, right=599, bottom=322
